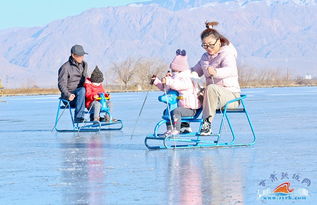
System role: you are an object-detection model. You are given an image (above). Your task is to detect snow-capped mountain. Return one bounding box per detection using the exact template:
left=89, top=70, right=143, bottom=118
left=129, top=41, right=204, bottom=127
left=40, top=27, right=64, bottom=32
left=140, top=0, right=316, bottom=10
left=0, top=0, right=316, bottom=88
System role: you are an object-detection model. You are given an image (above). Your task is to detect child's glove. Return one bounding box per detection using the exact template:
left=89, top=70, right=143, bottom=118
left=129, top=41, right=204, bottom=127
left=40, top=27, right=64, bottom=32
left=150, top=75, right=156, bottom=85
left=105, top=93, right=110, bottom=99
left=165, top=71, right=172, bottom=77
left=161, top=77, right=166, bottom=84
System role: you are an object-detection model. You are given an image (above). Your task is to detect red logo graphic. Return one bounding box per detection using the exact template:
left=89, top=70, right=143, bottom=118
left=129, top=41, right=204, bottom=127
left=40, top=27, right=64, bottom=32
left=273, top=182, right=294, bottom=194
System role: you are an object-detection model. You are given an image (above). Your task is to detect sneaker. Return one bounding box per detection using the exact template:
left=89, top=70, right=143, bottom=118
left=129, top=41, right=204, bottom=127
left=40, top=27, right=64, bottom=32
left=164, top=129, right=179, bottom=137
left=104, top=114, right=111, bottom=122
left=74, top=117, right=85, bottom=123
left=103, top=117, right=118, bottom=122
left=180, top=127, right=193, bottom=134
left=163, top=129, right=172, bottom=136
left=170, top=129, right=180, bottom=136
left=180, top=122, right=192, bottom=134
left=200, top=119, right=212, bottom=136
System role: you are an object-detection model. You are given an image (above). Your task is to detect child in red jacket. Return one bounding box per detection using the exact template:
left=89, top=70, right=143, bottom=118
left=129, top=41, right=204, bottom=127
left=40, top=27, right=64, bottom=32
left=84, top=66, right=110, bottom=122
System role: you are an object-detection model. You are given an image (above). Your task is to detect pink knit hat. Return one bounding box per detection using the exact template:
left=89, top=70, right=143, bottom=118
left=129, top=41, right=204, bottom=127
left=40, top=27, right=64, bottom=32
left=170, top=49, right=189, bottom=72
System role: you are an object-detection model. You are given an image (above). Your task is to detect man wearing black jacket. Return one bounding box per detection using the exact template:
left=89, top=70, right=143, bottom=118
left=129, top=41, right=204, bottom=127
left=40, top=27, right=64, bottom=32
left=58, top=45, right=88, bottom=123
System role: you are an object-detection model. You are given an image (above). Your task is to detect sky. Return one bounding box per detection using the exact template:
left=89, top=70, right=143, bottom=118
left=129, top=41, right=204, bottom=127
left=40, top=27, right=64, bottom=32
left=0, top=0, right=148, bottom=30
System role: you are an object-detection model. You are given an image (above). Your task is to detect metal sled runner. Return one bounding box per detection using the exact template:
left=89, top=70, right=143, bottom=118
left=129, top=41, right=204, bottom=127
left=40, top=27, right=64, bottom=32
left=145, top=91, right=256, bottom=149
left=53, top=94, right=123, bottom=132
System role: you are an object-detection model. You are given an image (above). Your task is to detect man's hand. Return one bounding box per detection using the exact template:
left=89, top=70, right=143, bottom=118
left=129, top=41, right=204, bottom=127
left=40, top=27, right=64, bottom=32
left=207, top=66, right=217, bottom=76
left=68, top=94, right=75, bottom=101
left=94, top=95, right=99, bottom=99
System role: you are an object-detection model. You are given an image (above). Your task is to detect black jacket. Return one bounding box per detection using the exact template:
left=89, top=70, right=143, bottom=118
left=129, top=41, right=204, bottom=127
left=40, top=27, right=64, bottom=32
left=58, top=56, right=88, bottom=99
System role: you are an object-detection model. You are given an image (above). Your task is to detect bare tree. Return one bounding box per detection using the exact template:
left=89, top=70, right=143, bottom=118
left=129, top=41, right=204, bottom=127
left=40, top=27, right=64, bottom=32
left=109, top=57, right=168, bottom=90
left=134, top=58, right=168, bottom=89
left=238, top=64, right=295, bottom=87
left=238, top=65, right=255, bottom=86
left=110, top=58, right=139, bottom=90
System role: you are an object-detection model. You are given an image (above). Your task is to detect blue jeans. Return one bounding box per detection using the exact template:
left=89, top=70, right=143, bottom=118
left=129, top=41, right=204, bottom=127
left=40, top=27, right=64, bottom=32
left=69, top=87, right=86, bottom=119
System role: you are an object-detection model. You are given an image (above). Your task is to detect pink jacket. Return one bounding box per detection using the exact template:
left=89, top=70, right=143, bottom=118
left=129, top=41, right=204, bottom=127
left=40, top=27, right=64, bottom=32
left=153, top=70, right=201, bottom=109
left=192, top=43, right=241, bottom=93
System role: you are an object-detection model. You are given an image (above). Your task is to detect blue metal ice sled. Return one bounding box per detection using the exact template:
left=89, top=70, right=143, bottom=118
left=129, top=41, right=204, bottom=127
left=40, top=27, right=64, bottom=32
left=144, top=90, right=256, bottom=149
left=53, top=93, right=123, bottom=132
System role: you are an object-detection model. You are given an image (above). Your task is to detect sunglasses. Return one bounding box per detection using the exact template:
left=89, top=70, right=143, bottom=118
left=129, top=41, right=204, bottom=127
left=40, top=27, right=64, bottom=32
left=201, top=39, right=219, bottom=49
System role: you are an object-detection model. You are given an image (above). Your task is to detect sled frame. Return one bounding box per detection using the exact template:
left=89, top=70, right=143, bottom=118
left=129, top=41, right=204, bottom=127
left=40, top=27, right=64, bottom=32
left=53, top=98, right=123, bottom=132
left=145, top=94, right=256, bottom=149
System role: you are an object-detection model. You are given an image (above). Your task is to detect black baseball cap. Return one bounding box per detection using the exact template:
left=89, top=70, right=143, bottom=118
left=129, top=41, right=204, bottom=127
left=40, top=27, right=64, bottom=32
left=71, top=45, right=88, bottom=56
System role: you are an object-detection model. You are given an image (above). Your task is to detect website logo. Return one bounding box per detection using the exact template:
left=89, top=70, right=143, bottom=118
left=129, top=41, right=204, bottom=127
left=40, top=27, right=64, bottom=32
left=257, top=172, right=311, bottom=201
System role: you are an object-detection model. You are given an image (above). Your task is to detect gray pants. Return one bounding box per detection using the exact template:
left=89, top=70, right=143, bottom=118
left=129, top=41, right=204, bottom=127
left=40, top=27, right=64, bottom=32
left=166, top=107, right=196, bottom=131
left=203, top=84, right=240, bottom=123
left=90, top=101, right=102, bottom=120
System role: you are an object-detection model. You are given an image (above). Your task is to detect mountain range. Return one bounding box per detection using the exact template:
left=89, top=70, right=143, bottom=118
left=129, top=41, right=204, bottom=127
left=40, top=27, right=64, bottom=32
left=143, top=0, right=316, bottom=10
left=0, top=0, right=316, bottom=88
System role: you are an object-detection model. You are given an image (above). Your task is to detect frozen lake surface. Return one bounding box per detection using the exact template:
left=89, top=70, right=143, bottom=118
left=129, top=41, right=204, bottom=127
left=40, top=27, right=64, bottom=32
left=0, top=87, right=316, bottom=205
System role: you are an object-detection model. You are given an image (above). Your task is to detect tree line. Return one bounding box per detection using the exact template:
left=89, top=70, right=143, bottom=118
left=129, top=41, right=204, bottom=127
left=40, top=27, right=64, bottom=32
left=0, top=58, right=316, bottom=91
left=108, top=58, right=317, bottom=90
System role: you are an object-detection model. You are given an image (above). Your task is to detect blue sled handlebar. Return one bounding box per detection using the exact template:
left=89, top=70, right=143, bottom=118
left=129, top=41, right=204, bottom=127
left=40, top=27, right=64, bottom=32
left=158, top=90, right=179, bottom=111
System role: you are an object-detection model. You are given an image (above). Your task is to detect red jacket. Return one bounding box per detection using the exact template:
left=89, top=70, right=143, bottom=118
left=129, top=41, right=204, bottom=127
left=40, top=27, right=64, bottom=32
left=84, top=78, right=107, bottom=109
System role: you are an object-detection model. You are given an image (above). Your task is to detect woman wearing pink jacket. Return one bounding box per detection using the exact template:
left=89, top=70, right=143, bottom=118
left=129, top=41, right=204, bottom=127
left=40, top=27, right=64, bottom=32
left=191, top=21, right=241, bottom=136
left=152, top=49, right=201, bottom=136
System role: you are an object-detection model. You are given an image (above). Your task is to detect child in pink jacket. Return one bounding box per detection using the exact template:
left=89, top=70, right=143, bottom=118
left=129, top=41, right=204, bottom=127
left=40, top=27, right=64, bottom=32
left=152, top=49, right=201, bottom=136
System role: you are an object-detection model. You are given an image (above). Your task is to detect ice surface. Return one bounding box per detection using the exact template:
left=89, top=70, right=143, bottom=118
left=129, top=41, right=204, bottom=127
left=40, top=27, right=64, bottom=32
left=0, top=87, right=316, bottom=204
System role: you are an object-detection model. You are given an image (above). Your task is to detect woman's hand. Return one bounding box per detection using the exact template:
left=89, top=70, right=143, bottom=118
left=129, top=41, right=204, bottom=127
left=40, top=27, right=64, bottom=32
left=94, top=94, right=99, bottom=99
left=207, top=66, right=217, bottom=76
